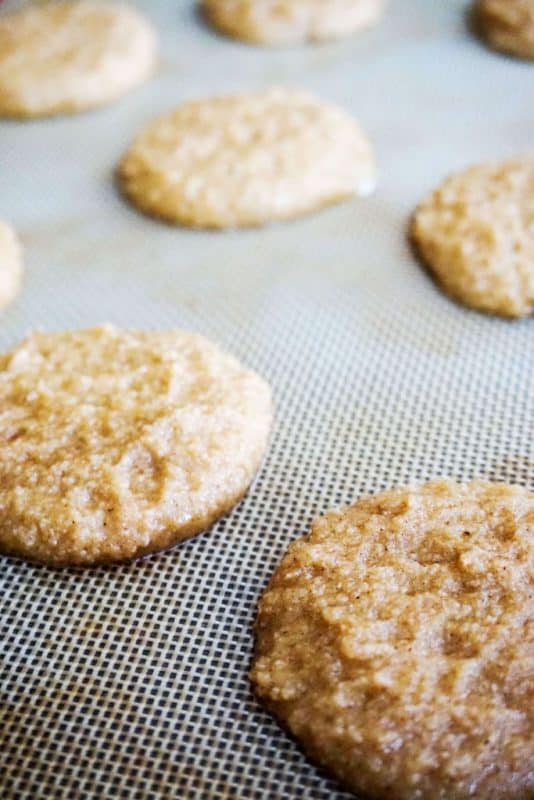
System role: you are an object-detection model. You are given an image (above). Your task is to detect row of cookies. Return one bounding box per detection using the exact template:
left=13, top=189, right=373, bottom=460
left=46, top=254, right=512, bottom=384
left=1, top=2, right=533, bottom=318
left=1, top=0, right=533, bottom=111
left=1, top=2, right=532, bottom=800
left=0, top=328, right=532, bottom=800
left=2, top=140, right=533, bottom=318
left=1, top=0, right=385, bottom=120
left=0, top=330, right=532, bottom=800
left=206, top=0, right=534, bottom=56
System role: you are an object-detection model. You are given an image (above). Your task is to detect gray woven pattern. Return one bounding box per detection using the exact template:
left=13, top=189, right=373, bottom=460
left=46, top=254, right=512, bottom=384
left=1, top=1, right=533, bottom=798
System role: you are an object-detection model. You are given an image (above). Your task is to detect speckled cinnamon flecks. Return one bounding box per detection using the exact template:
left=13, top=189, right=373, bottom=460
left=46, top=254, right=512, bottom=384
left=251, top=480, right=534, bottom=800
left=0, top=325, right=272, bottom=566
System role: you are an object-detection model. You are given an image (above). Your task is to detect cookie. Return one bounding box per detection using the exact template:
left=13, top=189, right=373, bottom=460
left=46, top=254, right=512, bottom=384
left=0, top=221, right=23, bottom=312
left=410, top=155, right=534, bottom=317
left=0, top=1, right=157, bottom=119
left=474, top=0, right=534, bottom=60
left=251, top=480, right=534, bottom=800
left=201, top=0, right=385, bottom=46
left=0, top=325, right=272, bottom=566
left=118, top=88, right=376, bottom=229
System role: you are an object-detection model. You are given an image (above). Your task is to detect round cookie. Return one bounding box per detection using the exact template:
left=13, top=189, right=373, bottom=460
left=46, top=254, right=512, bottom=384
left=118, top=88, right=376, bottom=229
left=201, top=0, right=385, bottom=46
left=251, top=480, right=534, bottom=800
left=410, top=155, right=534, bottom=317
left=0, top=325, right=272, bottom=566
left=0, top=1, right=157, bottom=119
left=474, top=0, right=534, bottom=60
left=0, top=221, right=23, bottom=312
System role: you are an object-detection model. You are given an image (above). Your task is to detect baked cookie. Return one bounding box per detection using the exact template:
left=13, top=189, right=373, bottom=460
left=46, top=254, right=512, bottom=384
left=0, top=1, right=157, bottom=118
left=251, top=480, right=534, bottom=800
left=0, top=325, right=272, bottom=566
left=0, top=221, right=23, bottom=312
left=410, top=155, right=534, bottom=317
left=474, top=0, right=534, bottom=60
left=118, top=88, right=376, bottom=229
left=201, top=0, right=385, bottom=46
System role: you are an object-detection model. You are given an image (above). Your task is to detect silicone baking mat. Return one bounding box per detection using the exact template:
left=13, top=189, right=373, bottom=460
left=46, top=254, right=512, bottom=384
left=1, top=1, right=533, bottom=797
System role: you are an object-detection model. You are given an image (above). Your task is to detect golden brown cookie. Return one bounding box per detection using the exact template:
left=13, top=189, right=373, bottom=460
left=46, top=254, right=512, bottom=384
left=0, top=221, right=23, bottom=312
left=410, top=155, right=534, bottom=317
left=251, top=480, right=534, bottom=800
left=0, top=325, right=272, bottom=566
left=118, top=88, right=376, bottom=229
left=201, top=0, right=385, bottom=46
left=0, top=1, right=157, bottom=118
left=475, top=0, right=534, bottom=60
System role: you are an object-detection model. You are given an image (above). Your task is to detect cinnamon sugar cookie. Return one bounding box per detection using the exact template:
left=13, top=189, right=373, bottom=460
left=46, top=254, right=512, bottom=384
left=118, top=88, right=376, bottom=229
left=0, top=325, right=272, bottom=566
left=411, top=155, right=534, bottom=317
left=251, top=480, right=534, bottom=799
left=0, top=1, right=157, bottom=118
left=475, top=0, right=534, bottom=60
left=201, top=0, right=385, bottom=46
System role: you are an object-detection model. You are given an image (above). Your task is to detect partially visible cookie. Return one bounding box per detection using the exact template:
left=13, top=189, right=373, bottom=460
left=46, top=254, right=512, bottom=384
left=0, top=1, right=157, bottom=118
left=410, top=155, right=534, bottom=317
left=0, top=325, right=272, bottom=566
left=118, top=88, right=376, bottom=229
left=474, top=0, right=534, bottom=60
left=0, top=221, right=23, bottom=311
left=251, top=480, right=534, bottom=800
left=201, top=0, right=385, bottom=45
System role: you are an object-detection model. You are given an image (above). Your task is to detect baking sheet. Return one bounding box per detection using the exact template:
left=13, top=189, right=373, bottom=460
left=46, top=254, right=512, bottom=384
left=1, top=1, right=533, bottom=798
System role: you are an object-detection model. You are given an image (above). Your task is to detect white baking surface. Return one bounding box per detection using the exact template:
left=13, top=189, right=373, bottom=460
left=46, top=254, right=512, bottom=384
left=0, top=2, right=533, bottom=798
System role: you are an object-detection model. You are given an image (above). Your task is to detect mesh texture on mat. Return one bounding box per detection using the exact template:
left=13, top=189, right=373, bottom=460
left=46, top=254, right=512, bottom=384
left=1, top=0, right=533, bottom=798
